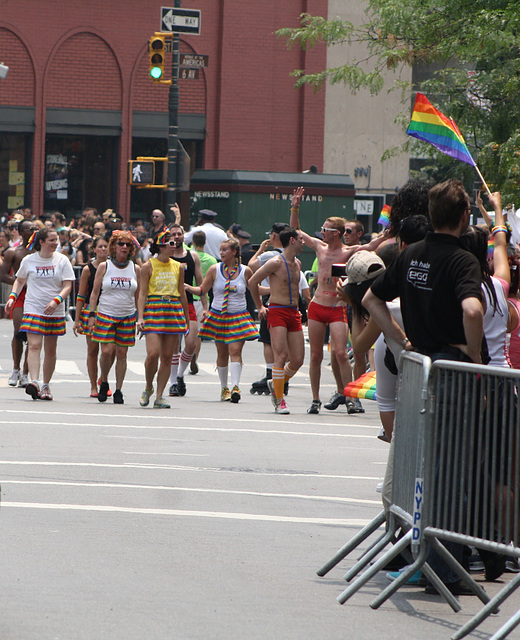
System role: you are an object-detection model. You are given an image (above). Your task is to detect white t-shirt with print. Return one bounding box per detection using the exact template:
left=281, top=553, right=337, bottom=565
left=16, top=251, right=75, bottom=316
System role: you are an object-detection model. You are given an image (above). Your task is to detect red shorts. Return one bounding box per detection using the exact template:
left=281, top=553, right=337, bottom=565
left=188, top=303, right=197, bottom=322
left=307, top=301, right=347, bottom=326
left=267, top=306, right=302, bottom=333
left=13, top=287, right=26, bottom=310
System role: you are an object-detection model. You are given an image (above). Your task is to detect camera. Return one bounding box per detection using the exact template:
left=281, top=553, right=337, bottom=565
left=331, top=263, right=347, bottom=278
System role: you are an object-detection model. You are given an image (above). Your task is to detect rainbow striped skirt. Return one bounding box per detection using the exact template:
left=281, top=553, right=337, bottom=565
left=142, top=296, right=188, bottom=334
left=91, top=311, right=137, bottom=347
left=20, top=313, right=66, bottom=336
left=198, top=308, right=259, bottom=343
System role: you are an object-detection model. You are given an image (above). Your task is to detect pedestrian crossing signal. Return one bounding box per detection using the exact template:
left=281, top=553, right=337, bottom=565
left=149, top=35, right=166, bottom=81
left=128, top=161, right=155, bottom=185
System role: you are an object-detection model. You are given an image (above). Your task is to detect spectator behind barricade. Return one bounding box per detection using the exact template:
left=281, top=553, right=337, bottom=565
left=183, top=209, right=228, bottom=260
left=150, top=209, right=166, bottom=236
left=7, top=216, right=22, bottom=246
left=507, top=247, right=520, bottom=369
left=0, top=228, right=11, bottom=260
left=51, top=211, right=66, bottom=230
left=105, top=212, right=124, bottom=238
left=388, top=179, right=431, bottom=238
left=92, top=221, right=106, bottom=238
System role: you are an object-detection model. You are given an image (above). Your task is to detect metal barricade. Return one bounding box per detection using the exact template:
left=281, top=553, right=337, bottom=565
left=319, top=353, right=434, bottom=601
left=421, top=361, right=520, bottom=640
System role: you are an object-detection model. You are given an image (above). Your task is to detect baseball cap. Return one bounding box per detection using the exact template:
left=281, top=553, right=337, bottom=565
left=199, top=209, right=218, bottom=218
left=344, top=251, right=385, bottom=284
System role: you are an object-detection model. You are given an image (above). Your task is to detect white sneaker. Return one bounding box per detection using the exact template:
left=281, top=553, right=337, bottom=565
left=275, top=398, right=290, bottom=414
left=8, top=370, right=19, bottom=386
left=18, top=373, right=29, bottom=388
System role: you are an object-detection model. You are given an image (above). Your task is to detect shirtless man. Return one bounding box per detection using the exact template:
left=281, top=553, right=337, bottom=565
left=290, top=188, right=384, bottom=413
left=0, top=220, right=38, bottom=387
left=249, top=227, right=305, bottom=415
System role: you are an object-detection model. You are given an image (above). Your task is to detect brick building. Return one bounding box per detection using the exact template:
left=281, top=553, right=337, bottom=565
left=0, top=0, right=326, bottom=221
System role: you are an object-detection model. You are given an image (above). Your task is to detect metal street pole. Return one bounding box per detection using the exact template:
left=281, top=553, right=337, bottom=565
left=165, top=0, right=181, bottom=222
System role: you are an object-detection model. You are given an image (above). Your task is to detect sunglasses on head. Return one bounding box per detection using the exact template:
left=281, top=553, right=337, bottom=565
left=117, top=241, right=132, bottom=247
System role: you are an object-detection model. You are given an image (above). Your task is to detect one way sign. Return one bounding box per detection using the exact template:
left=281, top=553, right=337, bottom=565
left=161, top=7, right=201, bottom=35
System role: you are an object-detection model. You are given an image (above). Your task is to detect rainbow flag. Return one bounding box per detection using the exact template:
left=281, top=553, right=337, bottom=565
left=407, top=93, right=476, bottom=167
left=344, top=371, right=377, bottom=401
left=487, top=238, right=494, bottom=259
left=378, top=204, right=391, bottom=228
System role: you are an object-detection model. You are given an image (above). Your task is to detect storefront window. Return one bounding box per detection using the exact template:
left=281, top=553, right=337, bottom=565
left=0, top=133, right=30, bottom=214
left=44, top=135, right=116, bottom=217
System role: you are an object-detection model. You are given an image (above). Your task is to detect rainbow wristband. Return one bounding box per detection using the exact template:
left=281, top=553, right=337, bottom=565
left=53, top=295, right=63, bottom=305
left=492, top=225, right=507, bottom=236
left=76, top=293, right=86, bottom=301
left=8, top=292, right=18, bottom=302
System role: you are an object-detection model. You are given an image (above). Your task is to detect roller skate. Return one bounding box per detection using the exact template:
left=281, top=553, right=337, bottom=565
left=250, top=370, right=272, bottom=395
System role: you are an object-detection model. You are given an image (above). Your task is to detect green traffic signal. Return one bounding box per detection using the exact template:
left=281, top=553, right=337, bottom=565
left=148, top=35, right=166, bottom=82
left=150, top=66, right=163, bottom=79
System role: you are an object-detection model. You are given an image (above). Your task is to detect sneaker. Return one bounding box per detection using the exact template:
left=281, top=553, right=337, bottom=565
left=346, top=398, right=365, bottom=414
left=307, top=400, right=321, bottom=414
left=324, top=392, right=345, bottom=410
left=153, top=397, right=171, bottom=409
left=267, top=379, right=277, bottom=409
left=176, top=376, right=186, bottom=397
left=386, top=568, right=422, bottom=585
left=140, top=387, right=154, bottom=407
left=376, top=482, right=383, bottom=493
left=506, top=557, right=520, bottom=573
left=18, top=373, right=29, bottom=388
left=98, top=381, right=110, bottom=403
left=40, top=384, right=53, bottom=401
left=220, top=387, right=231, bottom=402
left=275, top=398, right=290, bottom=415
left=25, top=380, right=40, bottom=400
left=230, top=385, right=241, bottom=403
left=169, top=383, right=179, bottom=397
left=8, top=370, right=19, bottom=386
left=113, top=389, right=124, bottom=404
left=98, top=378, right=112, bottom=397
left=189, top=356, right=199, bottom=375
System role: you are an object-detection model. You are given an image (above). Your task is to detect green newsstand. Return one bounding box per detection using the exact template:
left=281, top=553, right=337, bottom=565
left=188, top=169, right=355, bottom=270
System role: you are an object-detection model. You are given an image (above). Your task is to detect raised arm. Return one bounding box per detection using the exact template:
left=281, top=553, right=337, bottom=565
left=488, top=192, right=510, bottom=286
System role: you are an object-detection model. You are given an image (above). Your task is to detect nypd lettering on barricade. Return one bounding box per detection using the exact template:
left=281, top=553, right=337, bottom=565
left=412, top=477, right=424, bottom=542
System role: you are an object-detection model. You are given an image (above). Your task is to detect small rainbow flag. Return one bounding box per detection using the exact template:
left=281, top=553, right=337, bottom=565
left=487, top=238, right=495, bottom=259
left=407, top=93, right=476, bottom=167
left=378, top=204, right=391, bottom=228
left=344, top=371, right=377, bottom=401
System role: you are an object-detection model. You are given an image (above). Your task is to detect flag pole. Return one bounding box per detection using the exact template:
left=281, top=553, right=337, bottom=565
left=474, top=165, right=493, bottom=198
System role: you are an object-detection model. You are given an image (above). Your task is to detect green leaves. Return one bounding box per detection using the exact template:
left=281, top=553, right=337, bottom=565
left=276, top=1, right=520, bottom=202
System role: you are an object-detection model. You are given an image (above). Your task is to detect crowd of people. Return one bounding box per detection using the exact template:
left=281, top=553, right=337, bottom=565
left=3, top=181, right=520, bottom=594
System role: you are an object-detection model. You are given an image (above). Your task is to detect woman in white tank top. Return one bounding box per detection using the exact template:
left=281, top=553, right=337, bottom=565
left=88, top=231, right=141, bottom=405
left=185, top=237, right=259, bottom=403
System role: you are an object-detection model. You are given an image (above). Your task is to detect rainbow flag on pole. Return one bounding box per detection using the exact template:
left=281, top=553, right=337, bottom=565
left=344, top=371, right=377, bottom=401
left=378, top=204, right=391, bottom=228
left=406, top=93, right=476, bottom=167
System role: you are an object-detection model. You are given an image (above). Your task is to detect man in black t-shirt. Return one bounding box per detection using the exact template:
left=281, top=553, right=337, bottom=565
left=365, top=179, right=484, bottom=364
left=364, top=179, right=485, bottom=595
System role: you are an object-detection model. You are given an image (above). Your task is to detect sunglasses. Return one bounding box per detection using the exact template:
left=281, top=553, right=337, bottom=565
left=117, top=241, right=132, bottom=247
left=344, top=228, right=354, bottom=234
left=320, top=226, right=338, bottom=233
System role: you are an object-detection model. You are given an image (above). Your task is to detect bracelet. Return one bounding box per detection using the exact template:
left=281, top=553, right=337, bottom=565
left=8, top=292, right=18, bottom=301
left=76, top=293, right=86, bottom=301
left=53, top=295, right=63, bottom=305
left=89, top=311, right=96, bottom=317
left=402, top=337, right=409, bottom=347
left=290, top=206, right=299, bottom=212
left=492, top=225, right=507, bottom=236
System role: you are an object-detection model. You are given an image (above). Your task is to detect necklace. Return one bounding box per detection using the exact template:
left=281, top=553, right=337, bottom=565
left=112, top=257, right=129, bottom=268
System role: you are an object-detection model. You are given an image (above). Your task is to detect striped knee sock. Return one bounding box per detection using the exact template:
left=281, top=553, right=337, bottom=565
left=272, top=367, right=285, bottom=400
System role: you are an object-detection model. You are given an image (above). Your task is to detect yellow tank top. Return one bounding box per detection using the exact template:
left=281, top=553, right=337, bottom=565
left=148, top=257, right=181, bottom=297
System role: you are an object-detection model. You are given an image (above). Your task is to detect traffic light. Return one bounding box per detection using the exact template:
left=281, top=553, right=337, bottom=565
left=128, top=160, right=155, bottom=185
left=149, top=34, right=165, bottom=81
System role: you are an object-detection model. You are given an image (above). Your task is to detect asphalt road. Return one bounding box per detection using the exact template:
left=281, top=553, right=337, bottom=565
left=0, top=318, right=518, bottom=639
